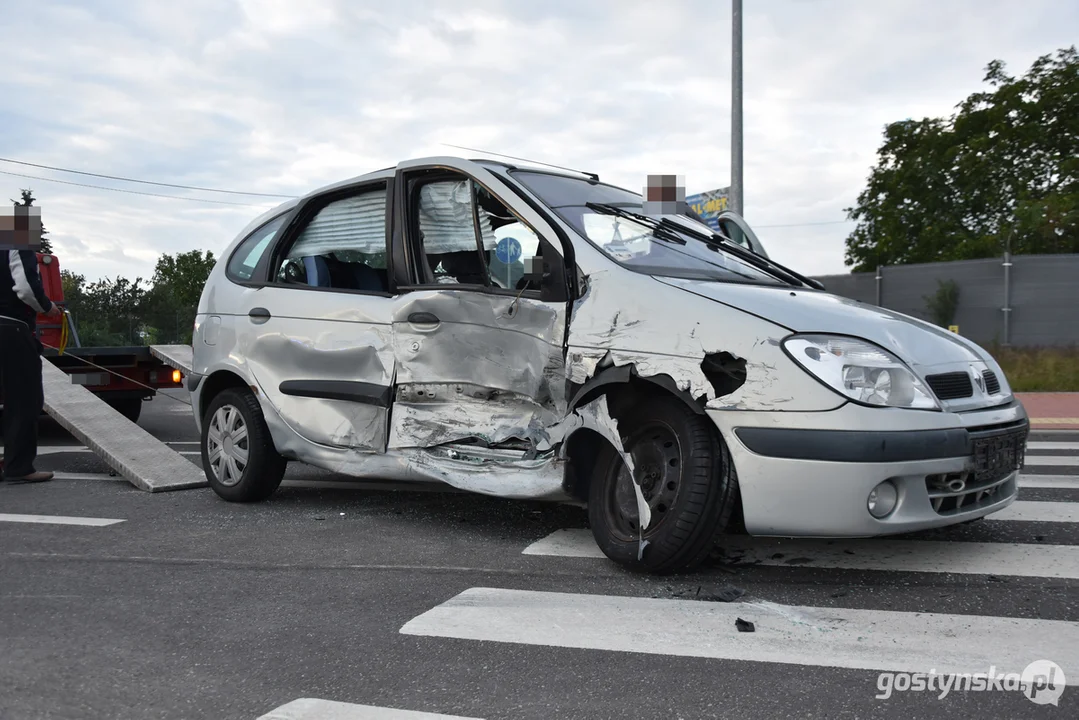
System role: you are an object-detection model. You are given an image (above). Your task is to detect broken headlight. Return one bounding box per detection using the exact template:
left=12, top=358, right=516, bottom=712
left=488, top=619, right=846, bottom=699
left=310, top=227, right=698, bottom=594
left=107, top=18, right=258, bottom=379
left=783, top=334, right=939, bottom=410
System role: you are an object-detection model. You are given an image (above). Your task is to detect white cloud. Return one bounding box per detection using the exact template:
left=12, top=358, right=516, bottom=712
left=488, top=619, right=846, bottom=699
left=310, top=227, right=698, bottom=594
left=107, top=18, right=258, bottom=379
left=0, top=0, right=1076, bottom=282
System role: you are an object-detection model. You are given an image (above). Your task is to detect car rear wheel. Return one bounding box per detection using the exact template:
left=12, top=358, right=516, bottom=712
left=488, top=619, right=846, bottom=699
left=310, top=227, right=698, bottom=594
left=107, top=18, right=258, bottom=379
left=201, top=387, right=285, bottom=502
left=588, top=392, right=739, bottom=574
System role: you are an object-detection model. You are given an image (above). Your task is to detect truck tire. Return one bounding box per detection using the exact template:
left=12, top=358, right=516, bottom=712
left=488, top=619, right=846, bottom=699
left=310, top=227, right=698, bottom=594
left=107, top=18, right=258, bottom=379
left=588, top=392, right=740, bottom=574
left=201, top=387, right=285, bottom=502
left=106, top=398, right=143, bottom=424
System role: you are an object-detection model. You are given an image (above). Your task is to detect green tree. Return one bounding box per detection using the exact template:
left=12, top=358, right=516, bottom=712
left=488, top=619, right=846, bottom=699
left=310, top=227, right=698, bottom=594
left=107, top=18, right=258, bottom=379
left=11, top=188, right=52, bottom=254
left=142, top=249, right=216, bottom=344
left=62, top=270, right=149, bottom=347
left=845, top=46, right=1079, bottom=271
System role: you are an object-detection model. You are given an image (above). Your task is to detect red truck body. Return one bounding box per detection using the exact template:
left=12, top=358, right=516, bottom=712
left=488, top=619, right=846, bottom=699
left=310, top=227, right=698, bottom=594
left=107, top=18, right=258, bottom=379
left=0, top=253, right=185, bottom=423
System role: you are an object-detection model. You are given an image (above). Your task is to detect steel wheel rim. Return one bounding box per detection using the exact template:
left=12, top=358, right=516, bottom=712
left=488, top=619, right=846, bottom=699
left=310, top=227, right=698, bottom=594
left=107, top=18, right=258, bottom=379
left=603, top=421, right=683, bottom=541
left=206, top=404, right=250, bottom=487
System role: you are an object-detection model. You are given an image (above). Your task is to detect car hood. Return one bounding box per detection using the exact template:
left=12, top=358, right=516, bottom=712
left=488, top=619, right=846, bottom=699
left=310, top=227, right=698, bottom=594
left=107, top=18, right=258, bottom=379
left=654, top=276, right=993, bottom=372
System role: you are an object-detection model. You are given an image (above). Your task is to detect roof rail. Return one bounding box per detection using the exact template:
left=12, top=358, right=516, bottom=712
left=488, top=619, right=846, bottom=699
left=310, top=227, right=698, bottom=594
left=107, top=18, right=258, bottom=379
left=441, top=144, right=599, bottom=182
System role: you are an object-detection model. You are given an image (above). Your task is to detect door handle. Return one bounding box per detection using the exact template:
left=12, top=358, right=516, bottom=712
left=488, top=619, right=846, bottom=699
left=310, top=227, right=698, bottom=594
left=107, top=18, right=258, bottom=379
left=408, top=312, right=439, bottom=325
left=248, top=307, right=271, bottom=322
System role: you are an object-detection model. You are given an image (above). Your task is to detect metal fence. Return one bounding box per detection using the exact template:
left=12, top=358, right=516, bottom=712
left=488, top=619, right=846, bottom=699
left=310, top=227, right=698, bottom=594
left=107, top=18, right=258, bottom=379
left=812, top=253, right=1079, bottom=348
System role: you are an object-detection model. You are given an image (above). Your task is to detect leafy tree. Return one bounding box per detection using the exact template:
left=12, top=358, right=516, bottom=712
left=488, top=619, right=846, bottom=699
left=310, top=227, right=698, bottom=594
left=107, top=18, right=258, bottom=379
left=11, top=188, right=52, bottom=254
left=845, top=46, right=1079, bottom=271
left=62, top=269, right=150, bottom=346
left=142, top=250, right=216, bottom=344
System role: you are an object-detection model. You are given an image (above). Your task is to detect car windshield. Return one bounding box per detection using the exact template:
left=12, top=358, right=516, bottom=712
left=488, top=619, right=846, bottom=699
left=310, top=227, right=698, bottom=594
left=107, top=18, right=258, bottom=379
left=509, top=170, right=786, bottom=286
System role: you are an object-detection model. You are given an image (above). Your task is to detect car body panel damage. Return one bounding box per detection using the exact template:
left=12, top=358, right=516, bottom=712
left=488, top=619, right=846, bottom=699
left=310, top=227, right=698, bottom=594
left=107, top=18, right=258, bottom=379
left=243, top=318, right=395, bottom=451
left=564, top=271, right=843, bottom=412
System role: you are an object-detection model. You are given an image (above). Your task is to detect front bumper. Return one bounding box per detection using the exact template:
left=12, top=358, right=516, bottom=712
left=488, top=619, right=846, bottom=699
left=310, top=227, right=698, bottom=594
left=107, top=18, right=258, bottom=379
left=707, top=399, right=1029, bottom=537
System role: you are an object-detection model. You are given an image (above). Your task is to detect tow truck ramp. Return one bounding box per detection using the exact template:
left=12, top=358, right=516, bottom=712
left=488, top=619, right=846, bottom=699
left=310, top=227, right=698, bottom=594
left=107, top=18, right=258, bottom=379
left=41, top=359, right=206, bottom=492
left=149, top=344, right=193, bottom=376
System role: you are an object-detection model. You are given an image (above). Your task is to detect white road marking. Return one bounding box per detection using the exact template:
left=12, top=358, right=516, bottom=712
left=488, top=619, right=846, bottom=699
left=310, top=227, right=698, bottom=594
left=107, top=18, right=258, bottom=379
left=166, top=441, right=200, bottom=446
left=257, top=698, right=484, bottom=720
left=1025, top=455, right=1079, bottom=466
left=1027, top=441, right=1079, bottom=451
left=1020, top=474, right=1079, bottom=489
left=992, top=500, right=1078, bottom=523
left=179, top=451, right=201, bottom=457
left=522, top=529, right=1079, bottom=578
left=400, top=587, right=1079, bottom=681
left=0, top=513, right=124, bottom=527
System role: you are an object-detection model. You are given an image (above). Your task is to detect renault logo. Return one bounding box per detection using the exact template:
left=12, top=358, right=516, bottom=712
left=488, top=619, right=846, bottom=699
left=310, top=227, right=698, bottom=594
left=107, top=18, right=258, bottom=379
left=973, top=368, right=986, bottom=393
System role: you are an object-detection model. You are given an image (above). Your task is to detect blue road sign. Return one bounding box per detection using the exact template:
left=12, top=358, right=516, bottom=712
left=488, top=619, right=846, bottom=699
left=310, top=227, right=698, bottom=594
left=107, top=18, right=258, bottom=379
left=495, top=236, right=522, bottom=264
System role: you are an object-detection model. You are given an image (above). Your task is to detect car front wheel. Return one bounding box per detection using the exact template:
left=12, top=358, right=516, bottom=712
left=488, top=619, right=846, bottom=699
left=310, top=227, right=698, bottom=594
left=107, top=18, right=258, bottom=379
left=201, top=387, right=286, bottom=502
left=588, top=392, right=740, bottom=574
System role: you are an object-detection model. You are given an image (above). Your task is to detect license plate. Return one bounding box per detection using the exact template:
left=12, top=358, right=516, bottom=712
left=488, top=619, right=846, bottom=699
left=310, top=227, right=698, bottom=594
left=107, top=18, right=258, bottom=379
left=972, top=430, right=1026, bottom=483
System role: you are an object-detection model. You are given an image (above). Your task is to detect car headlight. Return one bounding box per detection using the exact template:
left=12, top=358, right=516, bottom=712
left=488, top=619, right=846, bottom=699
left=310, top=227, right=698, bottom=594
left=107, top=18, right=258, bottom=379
left=783, top=334, right=939, bottom=410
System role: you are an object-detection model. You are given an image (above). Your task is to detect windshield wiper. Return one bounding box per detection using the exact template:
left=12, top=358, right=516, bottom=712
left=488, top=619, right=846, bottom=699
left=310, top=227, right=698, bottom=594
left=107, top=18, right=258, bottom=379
left=585, top=202, right=686, bottom=246
left=658, top=216, right=825, bottom=290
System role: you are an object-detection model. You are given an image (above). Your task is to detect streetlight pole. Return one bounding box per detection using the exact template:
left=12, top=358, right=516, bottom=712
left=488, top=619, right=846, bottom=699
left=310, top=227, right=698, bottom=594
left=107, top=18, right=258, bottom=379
left=731, top=0, right=744, bottom=216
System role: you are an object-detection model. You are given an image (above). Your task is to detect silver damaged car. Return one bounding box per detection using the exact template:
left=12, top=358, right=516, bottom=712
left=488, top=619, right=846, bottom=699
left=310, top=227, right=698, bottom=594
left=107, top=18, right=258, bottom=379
left=190, top=156, right=1030, bottom=573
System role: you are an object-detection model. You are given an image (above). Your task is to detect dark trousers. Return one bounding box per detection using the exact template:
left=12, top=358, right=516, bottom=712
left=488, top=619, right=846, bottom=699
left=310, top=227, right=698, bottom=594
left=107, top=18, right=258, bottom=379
left=0, top=321, right=43, bottom=478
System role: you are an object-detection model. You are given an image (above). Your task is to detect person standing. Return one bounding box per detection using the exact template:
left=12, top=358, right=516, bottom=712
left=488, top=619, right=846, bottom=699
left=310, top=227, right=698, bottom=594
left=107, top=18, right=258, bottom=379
left=1, top=246, right=61, bottom=483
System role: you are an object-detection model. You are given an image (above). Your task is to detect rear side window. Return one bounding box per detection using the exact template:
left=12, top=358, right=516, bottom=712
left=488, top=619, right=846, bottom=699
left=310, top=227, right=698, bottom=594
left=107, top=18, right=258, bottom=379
left=274, top=186, right=390, bottom=293
left=226, top=214, right=288, bottom=282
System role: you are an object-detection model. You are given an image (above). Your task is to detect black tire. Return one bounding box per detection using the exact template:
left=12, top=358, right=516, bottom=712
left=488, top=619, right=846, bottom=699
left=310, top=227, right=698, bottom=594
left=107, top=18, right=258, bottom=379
left=588, top=392, right=740, bottom=574
left=106, top=397, right=143, bottom=424
left=201, top=387, right=286, bottom=502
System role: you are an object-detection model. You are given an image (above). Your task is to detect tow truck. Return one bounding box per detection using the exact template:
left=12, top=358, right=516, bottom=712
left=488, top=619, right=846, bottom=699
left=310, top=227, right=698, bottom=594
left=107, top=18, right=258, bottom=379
left=0, top=251, right=186, bottom=424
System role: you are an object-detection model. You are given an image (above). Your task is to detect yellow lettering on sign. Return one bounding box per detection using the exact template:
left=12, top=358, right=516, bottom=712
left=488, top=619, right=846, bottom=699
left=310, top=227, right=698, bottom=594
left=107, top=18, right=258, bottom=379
left=948, top=325, right=959, bottom=333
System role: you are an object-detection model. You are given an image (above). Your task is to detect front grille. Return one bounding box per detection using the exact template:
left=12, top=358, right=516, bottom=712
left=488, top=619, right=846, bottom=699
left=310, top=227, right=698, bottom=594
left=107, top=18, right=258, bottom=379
left=926, top=371, right=973, bottom=400
left=983, top=370, right=1001, bottom=394
left=925, top=473, right=1016, bottom=515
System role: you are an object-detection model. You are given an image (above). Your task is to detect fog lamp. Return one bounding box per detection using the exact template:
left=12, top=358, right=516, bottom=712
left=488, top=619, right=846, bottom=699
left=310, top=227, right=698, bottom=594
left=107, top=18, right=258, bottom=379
left=868, top=481, right=898, bottom=519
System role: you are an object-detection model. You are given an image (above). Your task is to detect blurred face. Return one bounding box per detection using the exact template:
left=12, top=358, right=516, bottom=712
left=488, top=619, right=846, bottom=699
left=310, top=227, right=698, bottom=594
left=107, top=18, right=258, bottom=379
left=643, top=174, right=686, bottom=215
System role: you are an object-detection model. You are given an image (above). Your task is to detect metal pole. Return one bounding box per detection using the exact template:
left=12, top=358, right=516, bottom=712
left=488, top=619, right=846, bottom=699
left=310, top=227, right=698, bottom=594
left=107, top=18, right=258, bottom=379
left=876, top=265, right=883, bottom=306
left=731, top=0, right=744, bottom=216
left=1002, top=251, right=1012, bottom=346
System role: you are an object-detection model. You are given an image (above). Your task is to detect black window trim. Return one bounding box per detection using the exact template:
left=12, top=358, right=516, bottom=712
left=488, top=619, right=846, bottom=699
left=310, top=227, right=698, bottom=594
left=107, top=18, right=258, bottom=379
left=251, top=179, right=396, bottom=297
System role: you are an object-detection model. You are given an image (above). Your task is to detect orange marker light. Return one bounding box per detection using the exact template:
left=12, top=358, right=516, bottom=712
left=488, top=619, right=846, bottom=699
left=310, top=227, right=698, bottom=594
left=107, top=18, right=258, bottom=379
left=172, top=369, right=182, bottom=384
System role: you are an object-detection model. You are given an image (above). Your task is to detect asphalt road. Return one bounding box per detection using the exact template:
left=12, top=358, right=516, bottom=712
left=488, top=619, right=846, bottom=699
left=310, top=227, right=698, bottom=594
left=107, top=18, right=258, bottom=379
left=1, top=390, right=1077, bottom=719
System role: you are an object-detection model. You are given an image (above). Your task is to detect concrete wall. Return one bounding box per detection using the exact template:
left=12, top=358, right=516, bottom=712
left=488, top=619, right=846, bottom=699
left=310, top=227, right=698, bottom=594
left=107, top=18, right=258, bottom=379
left=812, top=254, right=1079, bottom=347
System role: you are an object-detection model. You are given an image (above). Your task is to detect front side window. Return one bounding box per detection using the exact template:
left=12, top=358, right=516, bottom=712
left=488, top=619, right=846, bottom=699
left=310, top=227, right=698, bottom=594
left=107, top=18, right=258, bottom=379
left=226, top=213, right=288, bottom=282
left=511, top=170, right=782, bottom=285
left=275, top=186, right=389, bottom=293
left=411, top=176, right=544, bottom=292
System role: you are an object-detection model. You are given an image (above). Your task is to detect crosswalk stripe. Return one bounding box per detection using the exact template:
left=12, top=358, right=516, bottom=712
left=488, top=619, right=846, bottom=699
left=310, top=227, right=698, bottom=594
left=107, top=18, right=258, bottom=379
left=1025, top=456, right=1079, bottom=466
left=522, top=529, right=1079, bottom=579
left=0, top=513, right=124, bottom=527
left=400, top=587, right=1079, bottom=680
left=992, top=500, right=1078, bottom=523
left=257, top=698, right=483, bottom=720
left=1027, top=441, right=1079, bottom=451
left=1020, top=474, right=1079, bottom=489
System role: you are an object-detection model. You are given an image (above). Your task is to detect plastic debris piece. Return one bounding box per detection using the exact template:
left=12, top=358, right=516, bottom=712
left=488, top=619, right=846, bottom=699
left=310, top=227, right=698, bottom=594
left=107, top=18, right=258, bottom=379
left=735, top=618, right=755, bottom=633
left=703, top=585, right=746, bottom=603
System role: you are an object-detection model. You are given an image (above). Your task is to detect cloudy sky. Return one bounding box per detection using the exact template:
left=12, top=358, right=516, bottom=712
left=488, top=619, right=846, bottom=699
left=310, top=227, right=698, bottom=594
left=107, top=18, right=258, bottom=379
left=2, top=0, right=1077, bottom=283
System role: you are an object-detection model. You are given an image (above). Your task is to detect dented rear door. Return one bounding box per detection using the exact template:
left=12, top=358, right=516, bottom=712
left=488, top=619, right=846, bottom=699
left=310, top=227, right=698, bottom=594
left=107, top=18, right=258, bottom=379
left=237, top=179, right=398, bottom=452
